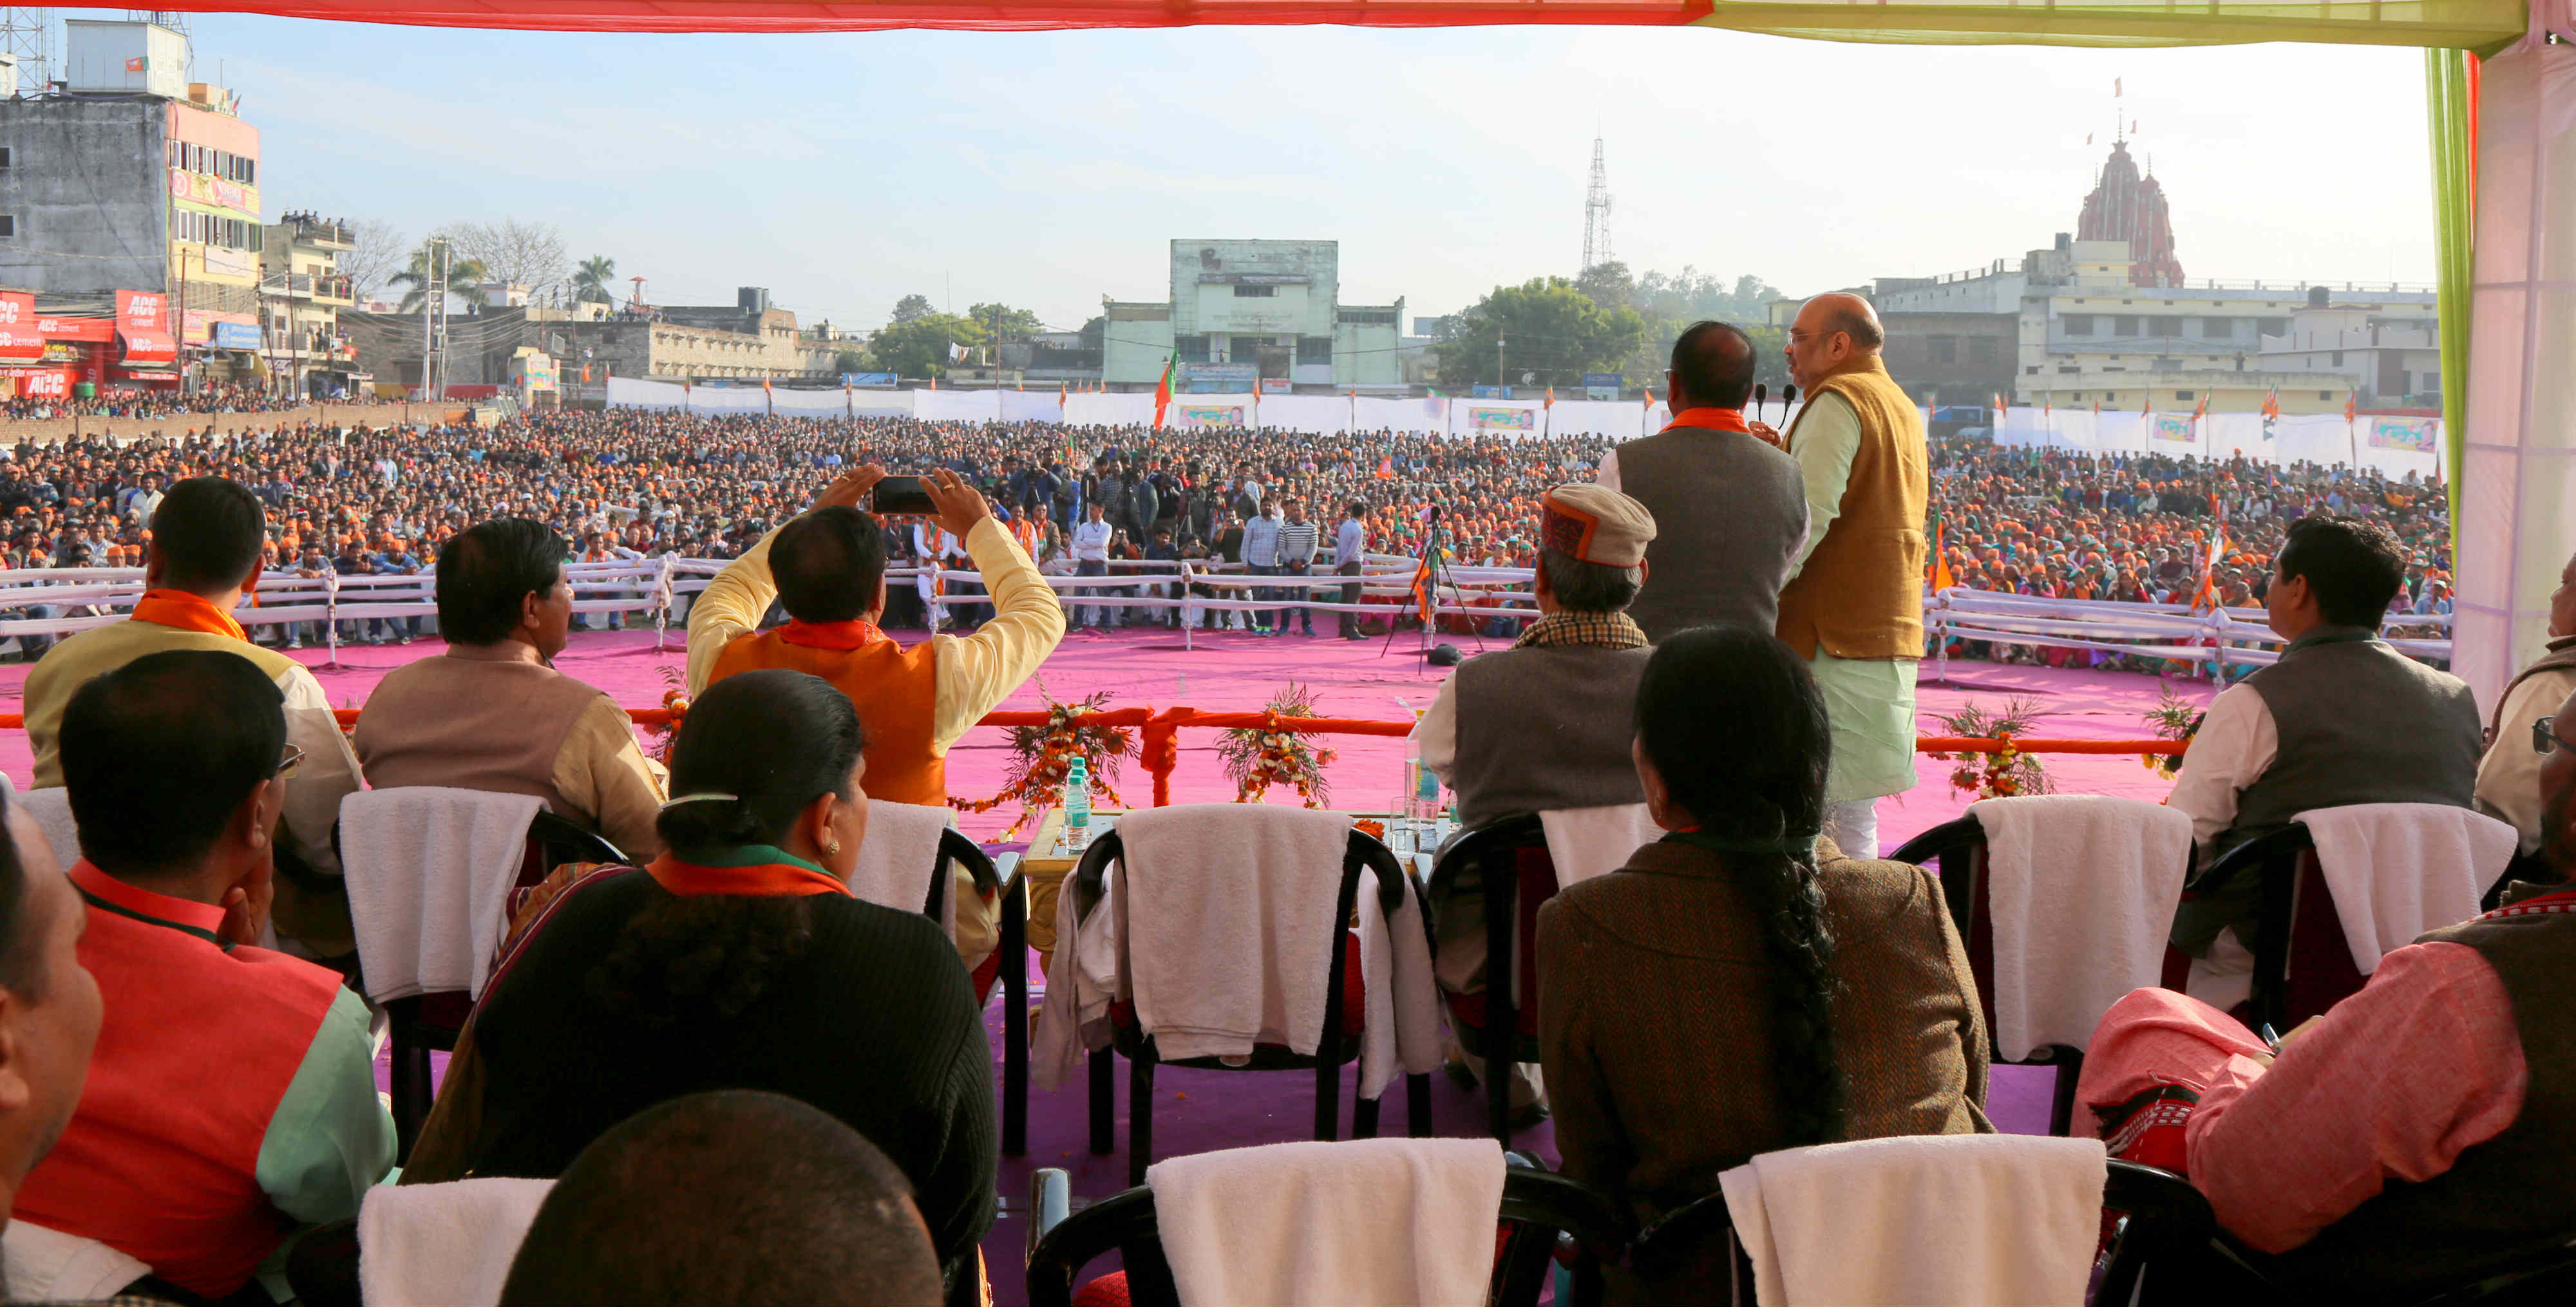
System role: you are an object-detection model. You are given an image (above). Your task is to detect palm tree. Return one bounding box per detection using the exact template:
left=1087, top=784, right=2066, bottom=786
left=573, top=254, right=618, bottom=305
left=388, top=243, right=491, bottom=314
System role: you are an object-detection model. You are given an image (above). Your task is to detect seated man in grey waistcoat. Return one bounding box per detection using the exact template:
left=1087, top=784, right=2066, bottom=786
left=1595, top=320, right=1808, bottom=643
left=2166, top=514, right=2483, bottom=988
left=1410, top=484, right=1658, bottom=1122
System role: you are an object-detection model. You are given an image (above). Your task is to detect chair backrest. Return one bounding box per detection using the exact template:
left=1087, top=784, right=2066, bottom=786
left=1428, top=813, right=1551, bottom=1036
left=1025, top=1151, right=1627, bottom=1307
left=11, top=786, right=80, bottom=874
left=339, top=786, right=551, bottom=1002
left=1073, top=820, right=1404, bottom=1057
left=2194, top=824, right=2356, bottom=1030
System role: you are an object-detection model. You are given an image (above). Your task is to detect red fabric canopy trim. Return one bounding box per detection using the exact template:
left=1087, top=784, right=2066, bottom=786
left=138, top=0, right=1709, bottom=32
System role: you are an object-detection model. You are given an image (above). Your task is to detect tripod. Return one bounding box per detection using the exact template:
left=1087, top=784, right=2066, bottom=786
left=1378, top=507, right=1491, bottom=664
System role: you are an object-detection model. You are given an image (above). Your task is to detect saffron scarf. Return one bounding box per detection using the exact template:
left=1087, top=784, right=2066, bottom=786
left=1663, top=407, right=1754, bottom=435
left=645, top=845, right=852, bottom=899
left=130, top=588, right=248, bottom=641
left=776, top=619, right=891, bottom=652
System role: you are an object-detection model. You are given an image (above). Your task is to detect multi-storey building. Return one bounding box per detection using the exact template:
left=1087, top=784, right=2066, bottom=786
left=1101, top=240, right=1404, bottom=391
left=260, top=212, right=361, bottom=397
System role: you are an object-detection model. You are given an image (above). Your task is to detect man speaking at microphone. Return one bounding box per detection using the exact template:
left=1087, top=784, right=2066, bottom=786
left=1595, top=320, right=1808, bottom=643
left=1776, top=293, right=1929, bottom=858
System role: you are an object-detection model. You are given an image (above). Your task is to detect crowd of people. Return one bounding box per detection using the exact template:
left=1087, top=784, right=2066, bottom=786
left=0, top=384, right=355, bottom=424
left=0, top=297, right=2562, bottom=1307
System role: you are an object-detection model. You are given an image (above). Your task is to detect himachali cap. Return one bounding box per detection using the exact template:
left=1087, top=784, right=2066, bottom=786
left=1540, top=483, right=1654, bottom=569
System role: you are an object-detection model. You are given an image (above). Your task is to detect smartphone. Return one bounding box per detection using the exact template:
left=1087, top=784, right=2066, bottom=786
left=871, top=475, right=936, bottom=516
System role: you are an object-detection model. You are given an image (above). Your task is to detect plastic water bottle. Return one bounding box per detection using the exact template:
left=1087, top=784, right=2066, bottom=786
left=1063, top=756, right=1092, bottom=852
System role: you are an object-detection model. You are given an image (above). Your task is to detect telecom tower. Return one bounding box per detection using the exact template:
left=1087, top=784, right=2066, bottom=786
left=0, top=8, right=51, bottom=95
left=1582, top=135, right=1614, bottom=272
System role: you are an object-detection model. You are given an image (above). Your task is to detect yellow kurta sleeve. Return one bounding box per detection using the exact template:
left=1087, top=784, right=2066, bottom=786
left=549, top=697, right=669, bottom=860
left=930, top=518, right=1066, bottom=749
left=684, top=526, right=783, bottom=697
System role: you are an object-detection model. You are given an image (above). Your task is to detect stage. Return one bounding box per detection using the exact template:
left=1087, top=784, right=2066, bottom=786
left=0, top=622, right=2206, bottom=849
left=0, top=625, right=2206, bottom=1302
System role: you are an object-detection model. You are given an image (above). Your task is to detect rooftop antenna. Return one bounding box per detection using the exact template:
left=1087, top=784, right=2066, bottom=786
left=1582, top=131, right=1614, bottom=273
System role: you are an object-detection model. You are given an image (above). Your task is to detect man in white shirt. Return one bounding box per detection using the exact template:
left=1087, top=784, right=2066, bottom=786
left=2165, top=515, right=2482, bottom=992
left=1334, top=502, right=1370, bottom=640
left=1070, top=503, right=1115, bottom=630
left=1240, top=498, right=1283, bottom=635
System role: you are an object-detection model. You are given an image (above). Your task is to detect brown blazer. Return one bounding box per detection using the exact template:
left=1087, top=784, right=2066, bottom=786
left=1537, top=836, right=1991, bottom=1230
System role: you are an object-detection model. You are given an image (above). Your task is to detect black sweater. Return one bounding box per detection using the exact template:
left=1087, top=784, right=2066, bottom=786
left=465, top=869, right=998, bottom=1263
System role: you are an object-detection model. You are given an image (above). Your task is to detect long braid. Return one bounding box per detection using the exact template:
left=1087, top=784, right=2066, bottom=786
left=1741, top=845, right=1844, bottom=1145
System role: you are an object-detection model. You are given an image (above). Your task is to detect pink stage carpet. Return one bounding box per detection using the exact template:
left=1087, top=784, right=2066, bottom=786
left=1, top=627, right=2202, bottom=1302
left=0, top=623, right=2207, bottom=847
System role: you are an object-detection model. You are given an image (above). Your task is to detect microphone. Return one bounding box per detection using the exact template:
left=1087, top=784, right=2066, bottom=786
left=1752, top=383, right=1767, bottom=424
left=1781, top=384, right=1798, bottom=422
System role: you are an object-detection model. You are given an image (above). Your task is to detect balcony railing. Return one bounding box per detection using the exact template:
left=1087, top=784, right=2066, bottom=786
left=286, top=220, right=354, bottom=248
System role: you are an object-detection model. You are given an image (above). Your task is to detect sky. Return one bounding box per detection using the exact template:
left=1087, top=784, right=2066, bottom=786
left=70, top=10, right=2440, bottom=332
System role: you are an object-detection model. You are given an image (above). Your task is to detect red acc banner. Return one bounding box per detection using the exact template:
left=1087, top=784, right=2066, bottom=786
left=0, top=292, right=39, bottom=362
left=114, top=290, right=177, bottom=366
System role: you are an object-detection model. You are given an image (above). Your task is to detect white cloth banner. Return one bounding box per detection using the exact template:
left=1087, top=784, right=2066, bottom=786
left=1994, top=406, right=2441, bottom=479
left=1166, top=393, right=1258, bottom=428
left=2457, top=26, right=2576, bottom=716
left=1448, top=399, right=1544, bottom=436
left=1544, top=400, right=1651, bottom=440
left=999, top=390, right=1063, bottom=423
left=1354, top=395, right=1448, bottom=433
left=1063, top=392, right=1156, bottom=428
left=1255, top=394, right=1354, bottom=435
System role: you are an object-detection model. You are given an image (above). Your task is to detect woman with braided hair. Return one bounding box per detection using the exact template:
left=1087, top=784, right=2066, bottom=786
left=1537, top=625, right=1992, bottom=1304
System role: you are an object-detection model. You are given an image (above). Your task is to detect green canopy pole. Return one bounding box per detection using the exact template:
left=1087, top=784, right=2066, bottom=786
left=2425, top=47, right=2476, bottom=557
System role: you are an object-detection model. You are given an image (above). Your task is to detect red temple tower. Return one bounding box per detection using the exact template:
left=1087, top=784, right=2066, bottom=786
left=2077, top=140, right=2184, bottom=288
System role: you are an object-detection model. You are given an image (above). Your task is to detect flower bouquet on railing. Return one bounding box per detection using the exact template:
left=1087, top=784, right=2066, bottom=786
left=2141, top=686, right=2204, bottom=780
left=952, top=688, right=1134, bottom=837
left=1222, top=684, right=1339, bottom=807
left=1931, top=697, right=2051, bottom=800
left=649, top=665, right=688, bottom=763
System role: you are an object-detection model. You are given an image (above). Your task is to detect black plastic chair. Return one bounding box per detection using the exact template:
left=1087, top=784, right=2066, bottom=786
left=1622, top=1159, right=2209, bottom=1307
left=1888, top=814, right=2194, bottom=1136
left=1070, top=824, right=1431, bottom=1187
left=380, top=809, right=625, bottom=1162
left=1025, top=1149, right=1629, bottom=1307
left=1424, top=811, right=1551, bottom=1143
left=2403, top=1237, right=2576, bottom=1307
left=934, top=828, right=1030, bottom=1156
left=2181, top=824, right=2363, bottom=1033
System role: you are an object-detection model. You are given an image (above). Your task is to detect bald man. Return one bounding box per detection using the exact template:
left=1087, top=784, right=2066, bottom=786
left=1777, top=294, right=1929, bottom=857
left=1596, top=320, right=1808, bottom=641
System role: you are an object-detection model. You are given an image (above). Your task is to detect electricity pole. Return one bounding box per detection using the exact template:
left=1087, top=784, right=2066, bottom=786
left=1496, top=333, right=1504, bottom=392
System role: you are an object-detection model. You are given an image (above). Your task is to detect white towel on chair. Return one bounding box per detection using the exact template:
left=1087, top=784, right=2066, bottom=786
left=1718, top=1134, right=2107, bottom=1307
left=1357, top=867, right=1445, bottom=1100
left=1032, top=860, right=1121, bottom=1092
left=848, top=798, right=954, bottom=932
left=1117, top=804, right=1354, bottom=1066
left=1967, top=795, right=2193, bottom=1060
left=13, top=787, right=79, bottom=872
left=1, top=1221, right=150, bottom=1303
left=340, top=787, right=544, bottom=1002
left=357, top=1176, right=554, bottom=1307
left=1540, top=804, right=1660, bottom=889
left=2297, top=804, right=2514, bottom=973
left=1148, top=1138, right=1506, bottom=1307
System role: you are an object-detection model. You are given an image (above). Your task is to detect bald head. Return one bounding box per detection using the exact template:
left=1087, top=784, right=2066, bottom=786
left=1786, top=293, right=1886, bottom=390
left=1668, top=321, right=1757, bottom=412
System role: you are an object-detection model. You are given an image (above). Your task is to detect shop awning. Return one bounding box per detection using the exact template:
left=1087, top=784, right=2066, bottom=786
left=118, top=330, right=177, bottom=367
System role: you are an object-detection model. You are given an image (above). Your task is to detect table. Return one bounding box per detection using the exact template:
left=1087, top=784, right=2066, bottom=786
left=1015, top=807, right=1446, bottom=975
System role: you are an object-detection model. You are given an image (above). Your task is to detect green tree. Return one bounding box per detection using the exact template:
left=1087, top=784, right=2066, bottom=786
left=388, top=243, right=489, bottom=314
left=869, top=313, right=987, bottom=379
left=833, top=348, right=868, bottom=375
left=572, top=254, right=618, bottom=305
left=891, top=294, right=936, bottom=325
left=1435, top=277, right=1650, bottom=390
left=967, top=302, right=1043, bottom=342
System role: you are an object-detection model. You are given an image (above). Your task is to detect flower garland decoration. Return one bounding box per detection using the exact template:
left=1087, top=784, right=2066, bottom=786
left=1220, top=684, right=1339, bottom=807
left=952, top=688, right=1134, bottom=838
left=1931, top=697, right=2051, bottom=800
left=645, top=664, right=689, bottom=763
left=2141, top=686, right=2204, bottom=780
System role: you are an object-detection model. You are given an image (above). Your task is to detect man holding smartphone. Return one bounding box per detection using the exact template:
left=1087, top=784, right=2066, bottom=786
left=684, top=464, right=1064, bottom=975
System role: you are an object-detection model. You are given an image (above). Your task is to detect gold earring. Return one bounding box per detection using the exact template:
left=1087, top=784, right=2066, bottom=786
left=824, top=839, right=841, bottom=855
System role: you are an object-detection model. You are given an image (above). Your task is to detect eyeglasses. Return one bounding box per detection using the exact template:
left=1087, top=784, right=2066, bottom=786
left=276, top=744, right=305, bottom=779
left=2534, top=717, right=2576, bottom=757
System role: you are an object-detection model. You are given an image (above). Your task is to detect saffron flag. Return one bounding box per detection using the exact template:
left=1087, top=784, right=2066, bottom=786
left=1152, top=353, right=1176, bottom=430
left=2140, top=391, right=2152, bottom=418
left=2345, top=391, right=2358, bottom=424
left=1057, top=382, right=1066, bottom=408
left=1376, top=456, right=1395, bottom=480
left=2262, top=388, right=2280, bottom=421
left=2192, top=524, right=2229, bottom=613
left=1544, top=386, right=1555, bottom=408
left=1932, top=520, right=1956, bottom=592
